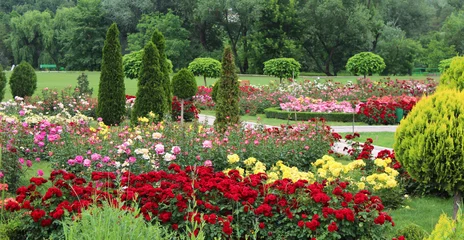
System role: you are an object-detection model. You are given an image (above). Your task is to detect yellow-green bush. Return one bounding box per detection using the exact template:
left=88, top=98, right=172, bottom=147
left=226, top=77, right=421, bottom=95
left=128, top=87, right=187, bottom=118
left=439, top=56, right=464, bottom=91
left=396, top=224, right=428, bottom=240
left=394, top=89, right=464, bottom=195
left=427, top=213, right=464, bottom=240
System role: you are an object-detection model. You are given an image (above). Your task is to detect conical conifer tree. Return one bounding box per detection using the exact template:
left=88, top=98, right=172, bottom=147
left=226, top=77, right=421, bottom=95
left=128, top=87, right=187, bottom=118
left=214, top=46, right=240, bottom=130
left=0, top=65, right=7, bottom=101
left=97, top=23, right=126, bottom=125
left=131, top=41, right=166, bottom=124
left=152, top=29, right=172, bottom=113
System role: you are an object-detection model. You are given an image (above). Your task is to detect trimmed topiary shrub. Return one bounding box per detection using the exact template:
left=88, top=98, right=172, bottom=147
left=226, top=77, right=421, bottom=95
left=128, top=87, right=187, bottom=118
left=394, top=89, right=464, bottom=219
left=0, top=65, right=6, bottom=101
left=9, top=61, right=37, bottom=98
left=439, top=56, right=464, bottom=91
left=131, top=41, right=166, bottom=124
left=346, top=52, right=386, bottom=78
left=188, top=57, right=221, bottom=86
left=97, top=23, right=126, bottom=125
left=214, top=46, right=240, bottom=131
left=152, top=29, right=172, bottom=112
left=172, top=68, right=197, bottom=122
left=263, top=58, right=301, bottom=84
left=396, top=224, right=428, bottom=240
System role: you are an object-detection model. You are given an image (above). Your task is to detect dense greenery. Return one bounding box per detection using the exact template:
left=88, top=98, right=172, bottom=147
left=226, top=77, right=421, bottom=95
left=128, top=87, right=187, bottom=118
left=9, top=61, right=36, bottom=98
left=214, top=46, right=240, bottom=130
left=96, top=23, right=126, bottom=125
left=439, top=56, right=464, bottom=91
left=394, top=89, right=464, bottom=218
left=151, top=29, right=172, bottom=112
left=0, top=64, right=6, bottom=101
left=0, top=0, right=463, bottom=75
left=346, top=52, right=386, bottom=78
left=131, top=42, right=166, bottom=124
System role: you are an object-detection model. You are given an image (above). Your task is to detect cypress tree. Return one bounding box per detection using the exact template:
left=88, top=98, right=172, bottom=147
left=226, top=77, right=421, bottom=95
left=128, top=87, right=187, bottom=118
left=0, top=65, right=6, bottom=101
left=214, top=46, right=240, bottom=130
left=151, top=29, right=172, bottom=113
left=97, top=23, right=126, bottom=125
left=9, top=62, right=37, bottom=98
left=131, top=41, right=166, bottom=124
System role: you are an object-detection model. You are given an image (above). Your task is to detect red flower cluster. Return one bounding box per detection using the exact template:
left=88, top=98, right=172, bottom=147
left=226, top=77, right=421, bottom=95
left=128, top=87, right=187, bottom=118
left=6, top=166, right=395, bottom=239
left=357, top=95, right=418, bottom=125
left=171, top=96, right=199, bottom=121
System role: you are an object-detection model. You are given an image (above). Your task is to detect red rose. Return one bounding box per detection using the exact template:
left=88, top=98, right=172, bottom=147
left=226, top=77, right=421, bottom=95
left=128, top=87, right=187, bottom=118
left=327, top=222, right=338, bottom=232
left=259, top=222, right=265, bottom=229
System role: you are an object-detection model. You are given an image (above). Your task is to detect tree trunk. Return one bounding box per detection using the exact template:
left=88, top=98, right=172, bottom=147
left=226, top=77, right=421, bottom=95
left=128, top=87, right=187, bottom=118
left=181, top=99, right=184, bottom=124
left=203, top=75, right=207, bottom=86
left=453, top=191, right=462, bottom=220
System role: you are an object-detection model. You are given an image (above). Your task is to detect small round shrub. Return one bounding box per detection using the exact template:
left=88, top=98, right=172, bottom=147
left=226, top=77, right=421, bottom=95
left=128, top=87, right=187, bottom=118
left=172, top=68, right=197, bottom=100
left=188, top=58, right=221, bottom=86
left=263, top=58, right=301, bottom=84
left=346, top=52, right=386, bottom=78
left=396, top=224, right=428, bottom=240
left=439, top=56, right=464, bottom=91
left=9, top=61, right=37, bottom=98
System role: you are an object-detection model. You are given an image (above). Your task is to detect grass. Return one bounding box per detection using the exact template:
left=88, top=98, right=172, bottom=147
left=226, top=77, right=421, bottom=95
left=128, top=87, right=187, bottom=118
left=388, top=196, right=453, bottom=235
left=1, top=71, right=438, bottom=100
left=200, top=110, right=368, bottom=127
left=340, top=131, right=395, bottom=148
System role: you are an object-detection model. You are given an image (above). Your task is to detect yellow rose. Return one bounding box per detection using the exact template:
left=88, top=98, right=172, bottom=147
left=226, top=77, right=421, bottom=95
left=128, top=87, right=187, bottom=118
left=357, top=182, right=366, bottom=190
left=227, top=154, right=240, bottom=164
left=244, top=157, right=257, bottom=166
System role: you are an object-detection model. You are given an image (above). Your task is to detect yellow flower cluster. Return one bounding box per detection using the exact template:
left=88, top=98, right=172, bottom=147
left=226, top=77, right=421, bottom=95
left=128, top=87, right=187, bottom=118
left=267, top=161, right=314, bottom=183
left=227, top=154, right=240, bottom=164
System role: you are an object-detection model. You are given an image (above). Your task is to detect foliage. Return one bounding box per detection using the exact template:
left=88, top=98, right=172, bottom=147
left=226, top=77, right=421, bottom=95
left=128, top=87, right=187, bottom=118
left=396, top=224, right=428, bottom=240
left=394, top=89, right=464, bottom=215
left=9, top=61, right=37, bottom=98
left=426, top=212, right=464, bottom=240
left=151, top=29, right=172, bottom=112
left=171, top=96, right=199, bottom=122
left=74, top=72, right=93, bottom=97
left=97, top=23, right=126, bottom=126
left=62, top=202, right=177, bottom=240
left=263, top=58, right=301, bottom=83
left=188, top=58, right=221, bottom=86
left=439, top=56, right=464, bottom=91
left=346, top=52, right=386, bottom=78
left=442, top=10, right=464, bottom=55
left=122, top=50, right=143, bottom=79
left=127, top=10, right=190, bottom=70
left=0, top=65, right=6, bottom=101
left=214, top=47, right=240, bottom=131
left=131, top=42, right=166, bottom=124
left=423, top=39, right=457, bottom=69
left=438, top=57, right=455, bottom=73
left=172, top=69, right=197, bottom=100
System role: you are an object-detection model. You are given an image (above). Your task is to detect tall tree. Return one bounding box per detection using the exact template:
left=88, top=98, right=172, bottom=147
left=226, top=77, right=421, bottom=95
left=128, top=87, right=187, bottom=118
left=131, top=41, right=166, bottom=124
left=151, top=29, right=172, bottom=112
left=127, top=11, right=190, bottom=69
left=442, top=10, right=464, bottom=55
left=8, top=10, right=53, bottom=68
left=57, top=0, right=109, bottom=70
left=214, top=46, right=240, bottom=131
left=299, top=0, right=374, bottom=76
left=97, top=23, right=126, bottom=125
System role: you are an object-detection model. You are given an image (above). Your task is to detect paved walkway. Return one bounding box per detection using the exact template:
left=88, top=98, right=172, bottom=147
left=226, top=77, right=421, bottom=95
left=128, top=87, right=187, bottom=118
left=198, top=114, right=395, bottom=157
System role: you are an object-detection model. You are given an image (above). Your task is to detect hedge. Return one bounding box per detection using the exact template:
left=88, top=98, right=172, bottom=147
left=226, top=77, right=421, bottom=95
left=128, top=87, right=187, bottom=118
left=264, top=107, right=356, bottom=122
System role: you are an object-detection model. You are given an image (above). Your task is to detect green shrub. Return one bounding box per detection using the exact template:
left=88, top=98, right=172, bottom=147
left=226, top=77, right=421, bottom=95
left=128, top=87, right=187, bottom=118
left=122, top=50, right=143, bottom=79
left=188, top=58, right=221, bottom=86
left=346, top=52, right=386, bottom=78
left=438, top=57, right=455, bottom=73
left=131, top=41, right=166, bottom=124
left=97, top=23, right=126, bottom=125
left=394, top=89, right=464, bottom=217
left=0, top=65, right=6, bottom=101
left=74, top=72, right=93, bottom=97
left=172, top=68, right=197, bottom=122
left=439, top=56, right=464, bottom=91
left=62, top=202, right=176, bottom=240
left=396, top=224, right=428, bottom=240
left=9, top=62, right=37, bottom=98
left=263, top=58, right=301, bottom=84
left=426, top=212, right=464, bottom=240
left=214, top=46, right=240, bottom=131
left=264, top=107, right=355, bottom=122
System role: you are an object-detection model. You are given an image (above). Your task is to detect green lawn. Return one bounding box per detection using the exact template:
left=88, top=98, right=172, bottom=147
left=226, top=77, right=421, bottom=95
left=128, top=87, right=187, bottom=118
left=340, top=131, right=395, bottom=148
left=2, top=71, right=438, bottom=100
left=200, top=110, right=368, bottom=127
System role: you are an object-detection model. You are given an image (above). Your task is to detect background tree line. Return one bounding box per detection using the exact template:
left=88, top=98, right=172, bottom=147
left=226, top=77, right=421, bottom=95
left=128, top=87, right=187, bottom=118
left=0, top=0, right=462, bottom=75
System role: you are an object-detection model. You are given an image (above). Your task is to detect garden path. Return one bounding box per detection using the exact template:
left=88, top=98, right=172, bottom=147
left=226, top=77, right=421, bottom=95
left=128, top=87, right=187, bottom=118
left=198, top=114, right=395, bottom=157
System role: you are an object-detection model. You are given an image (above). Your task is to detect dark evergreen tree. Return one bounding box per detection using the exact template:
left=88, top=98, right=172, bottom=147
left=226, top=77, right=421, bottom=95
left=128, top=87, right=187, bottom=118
left=0, top=64, right=6, bottom=101
left=75, top=72, right=93, bottom=97
left=131, top=41, right=166, bottom=124
left=9, top=61, right=36, bottom=98
left=151, top=29, right=172, bottom=113
left=172, top=68, right=197, bottom=122
left=214, top=46, right=240, bottom=130
left=96, top=23, right=126, bottom=125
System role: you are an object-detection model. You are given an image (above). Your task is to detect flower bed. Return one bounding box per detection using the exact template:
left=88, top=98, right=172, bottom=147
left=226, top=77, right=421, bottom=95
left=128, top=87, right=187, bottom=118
left=280, top=96, right=360, bottom=113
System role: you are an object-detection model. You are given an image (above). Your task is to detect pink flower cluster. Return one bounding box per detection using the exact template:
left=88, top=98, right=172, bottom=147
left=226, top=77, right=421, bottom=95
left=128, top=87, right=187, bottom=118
left=280, top=96, right=360, bottom=113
